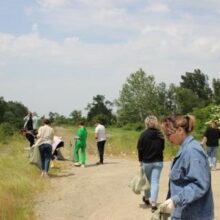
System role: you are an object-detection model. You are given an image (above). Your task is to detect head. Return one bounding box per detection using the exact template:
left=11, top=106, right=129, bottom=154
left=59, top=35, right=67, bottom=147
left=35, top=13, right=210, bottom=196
left=162, top=115, right=195, bottom=145
left=94, top=120, right=100, bottom=127
left=210, top=120, right=217, bottom=128
left=144, top=115, right=158, bottom=129
left=78, top=121, right=85, bottom=127
left=43, top=118, right=50, bottom=125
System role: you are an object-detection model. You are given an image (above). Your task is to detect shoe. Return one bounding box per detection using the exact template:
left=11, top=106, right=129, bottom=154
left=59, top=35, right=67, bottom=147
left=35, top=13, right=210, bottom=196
left=142, top=196, right=151, bottom=206
left=74, top=162, right=81, bottom=166
left=151, top=206, right=158, bottom=213
left=96, top=162, right=101, bottom=165
left=81, top=164, right=86, bottom=168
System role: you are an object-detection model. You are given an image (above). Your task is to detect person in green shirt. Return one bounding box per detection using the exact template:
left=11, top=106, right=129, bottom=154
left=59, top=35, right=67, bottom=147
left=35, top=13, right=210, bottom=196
left=73, top=121, right=87, bottom=168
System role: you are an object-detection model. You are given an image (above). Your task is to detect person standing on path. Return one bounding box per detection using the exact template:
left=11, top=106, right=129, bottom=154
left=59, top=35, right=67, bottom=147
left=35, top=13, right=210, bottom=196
left=137, top=115, right=165, bottom=213
left=95, top=120, right=106, bottom=165
left=160, top=115, right=214, bottom=220
left=34, top=118, right=54, bottom=177
left=201, top=120, right=220, bottom=171
left=73, top=121, right=87, bottom=168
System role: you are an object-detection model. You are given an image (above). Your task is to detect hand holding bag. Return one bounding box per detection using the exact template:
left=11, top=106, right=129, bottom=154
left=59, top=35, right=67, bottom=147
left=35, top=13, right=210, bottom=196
left=129, top=167, right=150, bottom=194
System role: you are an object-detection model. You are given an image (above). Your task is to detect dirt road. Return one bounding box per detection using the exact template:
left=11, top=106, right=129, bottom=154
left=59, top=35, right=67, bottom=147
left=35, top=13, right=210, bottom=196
left=34, top=157, right=220, bottom=220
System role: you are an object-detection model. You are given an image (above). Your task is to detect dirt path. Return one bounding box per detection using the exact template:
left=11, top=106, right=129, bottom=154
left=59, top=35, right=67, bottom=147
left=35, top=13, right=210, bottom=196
left=34, top=157, right=220, bottom=220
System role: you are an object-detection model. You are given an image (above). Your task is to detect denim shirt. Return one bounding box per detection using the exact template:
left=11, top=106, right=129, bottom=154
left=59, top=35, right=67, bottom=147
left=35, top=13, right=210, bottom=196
left=168, top=135, right=214, bottom=220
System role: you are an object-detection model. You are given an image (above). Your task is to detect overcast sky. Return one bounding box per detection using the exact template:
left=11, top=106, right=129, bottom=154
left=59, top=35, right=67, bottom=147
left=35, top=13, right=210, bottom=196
left=0, top=0, right=220, bottom=116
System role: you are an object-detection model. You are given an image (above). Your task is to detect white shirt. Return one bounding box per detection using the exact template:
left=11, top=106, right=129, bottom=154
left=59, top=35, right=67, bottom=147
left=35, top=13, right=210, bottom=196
left=34, top=124, right=54, bottom=146
left=95, top=124, right=106, bottom=142
left=52, top=136, right=63, bottom=154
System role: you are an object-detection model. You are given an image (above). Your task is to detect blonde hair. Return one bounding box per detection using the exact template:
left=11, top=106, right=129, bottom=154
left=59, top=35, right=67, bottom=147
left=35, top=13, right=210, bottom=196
left=144, top=115, right=158, bottom=128
left=162, top=115, right=195, bottom=134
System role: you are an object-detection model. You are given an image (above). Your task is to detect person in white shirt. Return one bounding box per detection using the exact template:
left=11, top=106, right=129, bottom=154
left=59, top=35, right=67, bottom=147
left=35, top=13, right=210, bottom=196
left=34, top=118, right=54, bottom=177
left=23, top=111, right=39, bottom=135
left=95, top=121, right=106, bottom=165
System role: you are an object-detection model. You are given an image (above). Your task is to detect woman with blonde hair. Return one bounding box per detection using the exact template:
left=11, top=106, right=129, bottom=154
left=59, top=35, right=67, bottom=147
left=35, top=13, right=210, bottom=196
left=160, top=115, right=214, bottom=220
left=137, top=115, right=165, bottom=212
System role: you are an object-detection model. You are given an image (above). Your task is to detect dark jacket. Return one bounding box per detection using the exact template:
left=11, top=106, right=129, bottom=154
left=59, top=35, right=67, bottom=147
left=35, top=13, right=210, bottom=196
left=137, top=128, right=165, bottom=163
left=204, top=127, right=220, bottom=147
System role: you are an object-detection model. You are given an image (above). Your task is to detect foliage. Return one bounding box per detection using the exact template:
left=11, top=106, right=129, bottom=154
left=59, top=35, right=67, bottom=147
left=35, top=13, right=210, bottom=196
left=0, top=97, right=28, bottom=129
left=173, top=87, right=201, bottom=114
left=180, top=69, right=212, bottom=106
left=86, top=94, right=114, bottom=125
left=192, top=104, right=220, bottom=135
left=69, top=110, right=85, bottom=125
left=116, top=69, right=163, bottom=124
left=212, top=78, right=220, bottom=104
left=48, top=112, right=69, bottom=125
left=0, top=123, right=16, bottom=142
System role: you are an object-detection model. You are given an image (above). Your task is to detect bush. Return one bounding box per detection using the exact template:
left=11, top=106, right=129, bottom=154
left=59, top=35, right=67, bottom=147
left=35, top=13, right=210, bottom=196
left=0, top=123, right=16, bottom=138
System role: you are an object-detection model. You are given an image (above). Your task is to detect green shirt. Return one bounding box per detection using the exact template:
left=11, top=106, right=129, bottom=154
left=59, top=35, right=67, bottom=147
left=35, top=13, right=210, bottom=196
left=76, top=127, right=87, bottom=147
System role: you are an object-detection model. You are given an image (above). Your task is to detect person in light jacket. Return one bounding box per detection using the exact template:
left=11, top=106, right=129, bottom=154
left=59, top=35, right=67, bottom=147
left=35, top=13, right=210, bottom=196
left=160, top=115, right=214, bottom=220
left=34, top=118, right=54, bottom=177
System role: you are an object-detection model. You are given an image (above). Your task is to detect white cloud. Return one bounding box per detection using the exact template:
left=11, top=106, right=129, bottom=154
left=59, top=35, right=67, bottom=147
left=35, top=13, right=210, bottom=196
left=145, top=2, right=170, bottom=13
left=37, top=0, right=69, bottom=8
left=1, top=0, right=220, bottom=115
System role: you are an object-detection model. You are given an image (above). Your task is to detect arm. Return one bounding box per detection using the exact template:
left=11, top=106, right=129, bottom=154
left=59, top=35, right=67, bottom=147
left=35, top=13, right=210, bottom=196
left=137, top=133, right=144, bottom=162
left=171, top=148, right=211, bottom=207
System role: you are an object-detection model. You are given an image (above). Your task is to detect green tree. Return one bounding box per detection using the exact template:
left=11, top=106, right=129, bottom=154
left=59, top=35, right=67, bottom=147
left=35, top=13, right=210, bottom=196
left=173, top=87, right=201, bottom=114
left=69, top=110, right=84, bottom=124
left=180, top=69, right=212, bottom=106
left=0, top=97, right=6, bottom=123
left=212, top=78, right=220, bottom=104
left=86, top=95, right=114, bottom=125
left=156, top=82, right=177, bottom=116
left=115, top=69, right=160, bottom=124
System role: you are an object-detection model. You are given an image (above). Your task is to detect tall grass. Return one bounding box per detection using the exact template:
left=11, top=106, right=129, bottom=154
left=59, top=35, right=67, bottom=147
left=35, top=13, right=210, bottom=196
left=0, top=134, right=45, bottom=220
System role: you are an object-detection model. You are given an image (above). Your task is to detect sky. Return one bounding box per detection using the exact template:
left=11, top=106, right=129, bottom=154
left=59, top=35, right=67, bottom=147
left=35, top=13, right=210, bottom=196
left=0, top=0, right=220, bottom=117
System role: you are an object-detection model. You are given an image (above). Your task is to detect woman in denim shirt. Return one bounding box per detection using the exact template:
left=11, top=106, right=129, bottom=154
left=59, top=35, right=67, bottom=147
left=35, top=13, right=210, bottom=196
left=161, top=115, right=214, bottom=220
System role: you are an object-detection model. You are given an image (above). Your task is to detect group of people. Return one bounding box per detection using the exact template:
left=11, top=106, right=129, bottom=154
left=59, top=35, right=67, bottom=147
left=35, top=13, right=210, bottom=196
left=22, top=112, right=64, bottom=177
left=22, top=110, right=219, bottom=219
left=72, top=120, right=106, bottom=167
left=22, top=111, right=107, bottom=176
left=137, top=114, right=219, bottom=219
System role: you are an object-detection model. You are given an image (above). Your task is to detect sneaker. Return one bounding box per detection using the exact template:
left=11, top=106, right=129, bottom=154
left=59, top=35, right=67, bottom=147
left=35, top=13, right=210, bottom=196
left=142, top=196, right=151, bottom=206
left=74, top=162, right=81, bottom=166
left=81, top=164, right=86, bottom=168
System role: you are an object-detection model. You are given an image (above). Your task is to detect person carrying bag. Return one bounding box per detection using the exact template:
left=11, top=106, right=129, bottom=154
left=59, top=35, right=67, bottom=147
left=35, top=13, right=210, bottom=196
left=129, top=167, right=150, bottom=194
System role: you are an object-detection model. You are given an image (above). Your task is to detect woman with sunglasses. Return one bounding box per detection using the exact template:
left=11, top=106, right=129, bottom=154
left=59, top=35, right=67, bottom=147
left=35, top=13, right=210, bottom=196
left=160, top=115, right=214, bottom=220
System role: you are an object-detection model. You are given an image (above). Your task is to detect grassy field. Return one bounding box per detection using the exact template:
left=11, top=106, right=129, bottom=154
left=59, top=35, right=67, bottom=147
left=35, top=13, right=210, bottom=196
left=0, top=135, right=45, bottom=220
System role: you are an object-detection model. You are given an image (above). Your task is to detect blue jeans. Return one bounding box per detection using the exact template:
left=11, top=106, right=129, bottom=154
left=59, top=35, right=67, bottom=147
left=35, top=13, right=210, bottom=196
left=142, top=162, right=163, bottom=203
left=39, top=143, right=52, bottom=172
left=207, top=146, right=218, bottom=168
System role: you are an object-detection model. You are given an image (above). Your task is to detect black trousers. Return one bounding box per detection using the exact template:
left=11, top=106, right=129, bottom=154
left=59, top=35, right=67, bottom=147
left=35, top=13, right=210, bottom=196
left=97, top=140, right=106, bottom=163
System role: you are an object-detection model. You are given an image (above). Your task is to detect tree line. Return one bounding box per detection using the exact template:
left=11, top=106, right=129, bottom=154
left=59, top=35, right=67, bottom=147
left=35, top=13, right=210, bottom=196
left=1, top=68, right=220, bottom=133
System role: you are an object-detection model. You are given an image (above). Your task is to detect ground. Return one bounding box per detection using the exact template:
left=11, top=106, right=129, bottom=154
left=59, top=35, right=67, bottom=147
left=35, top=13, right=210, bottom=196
left=34, top=157, right=220, bottom=220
